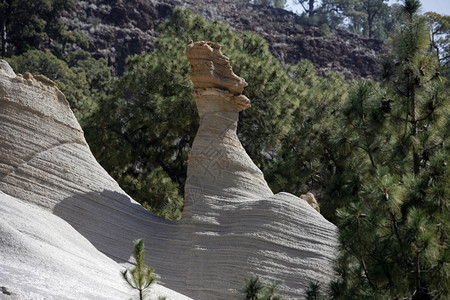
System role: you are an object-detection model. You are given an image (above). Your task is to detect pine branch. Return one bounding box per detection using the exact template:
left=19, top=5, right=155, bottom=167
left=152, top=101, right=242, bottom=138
left=355, top=214, right=375, bottom=289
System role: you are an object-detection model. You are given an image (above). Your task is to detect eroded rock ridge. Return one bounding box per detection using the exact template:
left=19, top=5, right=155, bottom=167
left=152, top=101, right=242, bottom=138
left=0, top=42, right=337, bottom=299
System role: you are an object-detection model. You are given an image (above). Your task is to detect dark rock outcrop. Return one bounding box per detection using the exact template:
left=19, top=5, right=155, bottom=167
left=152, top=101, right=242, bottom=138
left=65, top=0, right=386, bottom=78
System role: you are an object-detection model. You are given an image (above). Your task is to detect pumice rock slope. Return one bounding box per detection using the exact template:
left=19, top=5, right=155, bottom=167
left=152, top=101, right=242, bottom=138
left=0, top=59, right=191, bottom=300
left=0, top=41, right=337, bottom=300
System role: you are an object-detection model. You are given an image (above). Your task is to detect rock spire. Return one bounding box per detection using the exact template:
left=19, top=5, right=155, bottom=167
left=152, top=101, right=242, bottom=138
left=0, top=47, right=337, bottom=299
left=185, top=41, right=273, bottom=213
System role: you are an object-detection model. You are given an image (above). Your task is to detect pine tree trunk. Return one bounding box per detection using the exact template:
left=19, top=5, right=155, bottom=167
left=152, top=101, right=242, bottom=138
left=1, top=0, right=6, bottom=57
left=411, top=83, right=420, bottom=175
left=308, top=0, right=314, bottom=17
left=416, top=252, right=421, bottom=293
left=356, top=217, right=374, bottom=288
left=368, top=15, right=374, bottom=38
left=360, top=96, right=376, bottom=168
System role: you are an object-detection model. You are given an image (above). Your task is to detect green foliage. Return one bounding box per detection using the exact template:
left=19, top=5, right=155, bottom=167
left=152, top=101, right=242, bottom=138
left=425, top=12, right=450, bottom=75
left=260, top=281, right=283, bottom=300
left=6, top=49, right=113, bottom=125
left=327, top=1, right=450, bottom=298
left=272, top=0, right=287, bottom=8
left=318, top=0, right=402, bottom=39
left=266, top=61, right=349, bottom=220
left=241, top=276, right=264, bottom=300
left=403, top=0, right=421, bottom=16
left=351, top=0, right=391, bottom=38
left=305, top=281, right=325, bottom=300
left=0, top=0, right=100, bottom=127
left=0, top=0, right=85, bottom=57
left=240, top=276, right=283, bottom=300
left=122, top=239, right=156, bottom=300
left=320, top=23, right=331, bottom=38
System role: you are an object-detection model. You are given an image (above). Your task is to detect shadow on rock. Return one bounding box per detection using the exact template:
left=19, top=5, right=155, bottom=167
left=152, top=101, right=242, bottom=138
left=53, top=189, right=187, bottom=264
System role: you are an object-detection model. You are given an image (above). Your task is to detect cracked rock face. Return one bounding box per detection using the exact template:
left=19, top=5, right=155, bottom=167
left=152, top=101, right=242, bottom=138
left=64, top=0, right=385, bottom=78
left=0, top=46, right=337, bottom=300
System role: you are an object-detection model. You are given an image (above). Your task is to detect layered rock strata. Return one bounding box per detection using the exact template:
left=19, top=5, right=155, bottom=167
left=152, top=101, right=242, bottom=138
left=184, top=41, right=272, bottom=208
left=0, top=59, right=191, bottom=300
left=183, top=42, right=337, bottom=299
left=0, top=191, right=187, bottom=300
left=0, top=42, right=337, bottom=300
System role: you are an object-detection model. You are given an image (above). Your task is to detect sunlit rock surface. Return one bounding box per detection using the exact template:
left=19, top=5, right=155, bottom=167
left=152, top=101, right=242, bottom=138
left=0, top=59, right=191, bottom=300
left=0, top=44, right=337, bottom=300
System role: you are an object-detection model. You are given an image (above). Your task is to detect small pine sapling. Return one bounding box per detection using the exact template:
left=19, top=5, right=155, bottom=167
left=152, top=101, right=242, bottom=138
left=240, top=275, right=283, bottom=300
left=122, top=238, right=156, bottom=300
left=260, top=280, right=283, bottom=300
left=305, top=281, right=324, bottom=300
left=240, top=275, right=264, bottom=300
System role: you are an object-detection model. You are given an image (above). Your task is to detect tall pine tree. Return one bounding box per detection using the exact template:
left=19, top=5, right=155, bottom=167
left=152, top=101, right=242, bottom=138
left=328, top=1, right=449, bottom=298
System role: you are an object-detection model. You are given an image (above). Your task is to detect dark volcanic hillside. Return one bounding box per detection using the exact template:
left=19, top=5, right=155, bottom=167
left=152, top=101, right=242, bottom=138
left=65, top=0, right=387, bottom=78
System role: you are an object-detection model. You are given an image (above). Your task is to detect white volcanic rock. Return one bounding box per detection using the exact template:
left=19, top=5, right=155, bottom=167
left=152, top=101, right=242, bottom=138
left=0, top=43, right=337, bottom=300
left=185, top=41, right=272, bottom=208
left=0, top=191, right=184, bottom=300
left=0, top=61, right=192, bottom=300
left=183, top=42, right=337, bottom=298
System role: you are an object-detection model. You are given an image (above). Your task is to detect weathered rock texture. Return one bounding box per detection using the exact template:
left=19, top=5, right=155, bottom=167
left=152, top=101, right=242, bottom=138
left=184, top=41, right=272, bottom=206
left=0, top=60, right=191, bottom=300
left=65, top=0, right=386, bottom=78
left=183, top=42, right=337, bottom=299
left=0, top=42, right=337, bottom=300
left=300, top=192, right=320, bottom=213
left=0, top=191, right=187, bottom=300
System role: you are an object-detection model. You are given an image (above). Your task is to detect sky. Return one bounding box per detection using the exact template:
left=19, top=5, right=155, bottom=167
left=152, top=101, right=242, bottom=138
left=285, top=0, right=450, bottom=16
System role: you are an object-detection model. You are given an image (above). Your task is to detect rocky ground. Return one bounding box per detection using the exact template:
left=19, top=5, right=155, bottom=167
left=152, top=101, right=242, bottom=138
left=64, top=0, right=387, bottom=78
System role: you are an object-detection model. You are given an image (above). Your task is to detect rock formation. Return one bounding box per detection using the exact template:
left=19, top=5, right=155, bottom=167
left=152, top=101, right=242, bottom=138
left=0, top=59, right=191, bottom=300
left=300, top=192, right=320, bottom=213
left=0, top=42, right=337, bottom=300
left=182, top=42, right=337, bottom=299
left=184, top=41, right=271, bottom=206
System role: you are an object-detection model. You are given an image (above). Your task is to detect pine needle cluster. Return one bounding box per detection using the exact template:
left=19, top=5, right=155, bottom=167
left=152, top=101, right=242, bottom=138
left=324, top=1, right=449, bottom=298
left=240, top=275, right=283, bottom=300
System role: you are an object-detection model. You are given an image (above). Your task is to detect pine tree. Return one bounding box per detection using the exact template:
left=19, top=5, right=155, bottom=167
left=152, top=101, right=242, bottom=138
left=241, top=276, right=264, bottom=300
left=266, top=60, right=350, bottom=220
left=425, top=12, right=450, bottom=74
left=122, top=239, right=156, bottom=300
left=294, top=0, right=317, bottom=17
left=305, top=281, right=325, bottom=300
left=0, top=0, right=82, bottom=57
left=328, top=1, right=449, bottom=298
left=319, top=0, right=402, bottom=38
